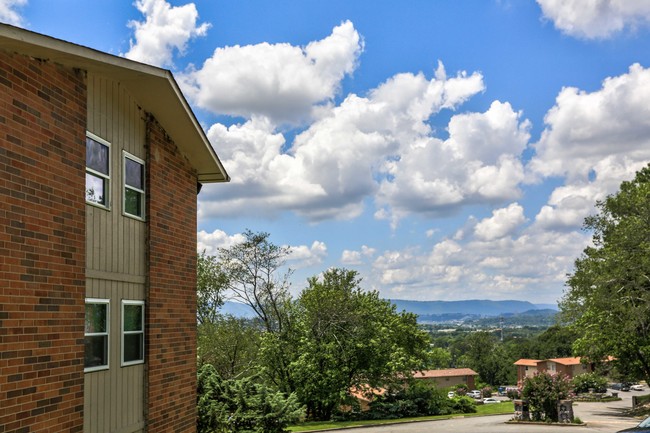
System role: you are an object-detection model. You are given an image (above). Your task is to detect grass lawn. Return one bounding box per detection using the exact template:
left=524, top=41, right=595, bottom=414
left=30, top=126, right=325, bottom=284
left=288, top=401, right=515, bottom=432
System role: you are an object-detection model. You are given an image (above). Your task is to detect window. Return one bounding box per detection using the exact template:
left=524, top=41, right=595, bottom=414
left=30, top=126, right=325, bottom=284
left=85, top=299, right=109, bottom=372
left=122, top=300, right=144, bottom=366
left=86, top=133, right=110, bottom=207
left=123, top=152, right=145, bottom=219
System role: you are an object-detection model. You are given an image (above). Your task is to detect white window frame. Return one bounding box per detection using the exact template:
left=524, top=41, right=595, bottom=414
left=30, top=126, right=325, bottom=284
left=122, top=151, right=145, bottom=220
left=85, top=132, right=111, bottom=209
left=121, top=300, right=145, bottom=367
left=84, top=298, right=110, bottom=373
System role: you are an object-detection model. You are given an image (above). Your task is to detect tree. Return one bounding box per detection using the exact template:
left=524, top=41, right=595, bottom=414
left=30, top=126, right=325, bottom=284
left=216, top=230, right=298, bottom=393
left=198, top=315, right=261, bottom=379
left=290, top=268, right=430, bottom=420
left=560, top=165, right=650, bottom=385
left=197, top=250, right=229, bottom=325
left=428, top=347, right=452, bottom=369
left=522, top=371, right=571, bottom=422
left=218, top=230, right=293, bottom=333
left=453, top=331, right=514, bottom=386
left=531, top=325, right=577, bottom=360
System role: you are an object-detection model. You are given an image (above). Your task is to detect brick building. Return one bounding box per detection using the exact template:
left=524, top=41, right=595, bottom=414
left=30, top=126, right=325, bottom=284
left=412, top=368, right=478, bottom=390
left=514, top=357, right=592, bottom=385
left=0, top=24, right=229, bottom=433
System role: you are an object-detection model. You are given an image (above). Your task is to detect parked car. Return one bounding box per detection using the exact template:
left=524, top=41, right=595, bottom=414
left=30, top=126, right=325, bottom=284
left=447, top=391, right=455, bottom=398
left=611, top=383, right=631, bottom=391
left=468, top=390, right=482, bottom=398
left=617, top=415, right=650, bottom=432
left=482, top=398, right=499, bottom=404
left=631, top=384, right=644, bottom=391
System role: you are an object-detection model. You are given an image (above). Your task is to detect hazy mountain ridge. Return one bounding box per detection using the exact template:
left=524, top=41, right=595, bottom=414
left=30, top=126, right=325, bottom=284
left=220, top=299, right=558, bottom=319
left=390, top=299, right=557, bottom=316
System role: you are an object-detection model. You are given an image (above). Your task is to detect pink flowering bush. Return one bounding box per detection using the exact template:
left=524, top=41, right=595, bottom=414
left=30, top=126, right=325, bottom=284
left=522, top=371, right=571, bottom=422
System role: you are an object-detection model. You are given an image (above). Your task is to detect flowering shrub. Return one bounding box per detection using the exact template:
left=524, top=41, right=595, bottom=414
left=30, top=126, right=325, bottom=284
left=522, top=372, right=571, bottom=422
left=571, top=372, right=607, bottom=394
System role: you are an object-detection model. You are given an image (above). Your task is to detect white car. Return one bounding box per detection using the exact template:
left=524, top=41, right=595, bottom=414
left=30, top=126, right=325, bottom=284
left=482, top=398, right=499, bottom=404
left=469, top=390, right=482, bottom=398
left=630, top=384, right=644, bottom=391
left=447, top=391, right=455, bottom=398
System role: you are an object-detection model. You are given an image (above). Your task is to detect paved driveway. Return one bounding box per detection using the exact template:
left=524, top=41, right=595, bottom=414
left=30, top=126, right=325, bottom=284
left=337, top=390, right=648, bottom=433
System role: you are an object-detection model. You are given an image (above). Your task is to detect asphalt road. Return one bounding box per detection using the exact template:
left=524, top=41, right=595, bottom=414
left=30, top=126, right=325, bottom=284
left=337, top=390, right=648, bottom=433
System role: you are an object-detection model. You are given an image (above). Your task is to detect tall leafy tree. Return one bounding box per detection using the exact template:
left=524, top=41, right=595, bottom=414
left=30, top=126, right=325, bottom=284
left=198, top=316, right=261, bottom=379
left=217, top=230, right=297, bottom=392
left=218, top=230, right=293, bottom=333
left=453, top=331, right=514, bottom=386
left=561, top=164, right=650, bottom=384
left=197, top=250, right=228, bottom=325
left=291, top=268, right=430, bottom=420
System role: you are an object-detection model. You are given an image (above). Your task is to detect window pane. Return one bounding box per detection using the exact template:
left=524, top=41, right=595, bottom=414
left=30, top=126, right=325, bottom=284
left=85, top=335, right=108, bottom=367
left=86, top=137, right=109, bottom=174
left=124, top=333, right=143, bottom=363
left=124, top=188, right=142, bottom=217
left=85, top=304, right=106, bottom=333
left=124, top=304, right=143, bottom=332
left=125, top=157, right=143, bottom=189
left=86, top=173, right=106, bottom=205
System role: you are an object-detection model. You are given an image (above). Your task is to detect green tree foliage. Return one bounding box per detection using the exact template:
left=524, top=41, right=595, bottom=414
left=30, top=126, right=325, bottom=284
left=197, top=364, right=304, bottom=433
left=290, top=268, right=431, bottom=420
left=198, top=251, right=229, bottom=325
left=428, top=347, right=452, bottom=369
left=561, top=165, right=650, bottom=384
left=366, top=381, right=461, bottom=419
left=218, top=229, right=293, bottom=333
left=198, top=316, right=261, bottom=379
left=571, top=372, right=607, bottom=394
left=452, top=331, right=515, bottom=386
left=217, top=230, right=298, bottom=393
left=531, top=325, right=578, bottom=360
left=522, top=372, right=571, bottom=422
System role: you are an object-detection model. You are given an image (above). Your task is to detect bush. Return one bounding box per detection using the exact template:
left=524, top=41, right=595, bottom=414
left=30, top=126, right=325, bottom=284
left=506, top=388, right=521, bottom=400
left=454, top=384, right=469, bottom=396
left=571, top=372, right=608, bottom=394
left=522, top=372, right=571, bottom=422
left=367, top=382, right=451, bottom=419
left=449, top=395, right=477, bottom=414
left=197, top=364, right=304, bottom=433
left=481, top=386, right=493, bottom=398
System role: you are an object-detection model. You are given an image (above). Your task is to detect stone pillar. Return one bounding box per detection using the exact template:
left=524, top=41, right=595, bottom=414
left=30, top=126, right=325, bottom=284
left=513, top=400, right=530, bottom=421
left=557, top=400, right=574, bottom=423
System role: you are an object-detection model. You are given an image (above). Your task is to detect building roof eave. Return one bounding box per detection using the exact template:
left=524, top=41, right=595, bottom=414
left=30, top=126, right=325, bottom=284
left=0, top=23, right=230, bottom=183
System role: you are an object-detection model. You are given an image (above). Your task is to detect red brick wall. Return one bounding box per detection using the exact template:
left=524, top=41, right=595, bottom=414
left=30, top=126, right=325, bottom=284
left=0, top=52, right=86, bottom=432
left=146, top=116, right=198, bottom=432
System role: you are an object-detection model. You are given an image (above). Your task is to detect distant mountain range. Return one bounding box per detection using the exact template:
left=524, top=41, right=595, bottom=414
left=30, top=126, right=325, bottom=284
left=219, top=298, right=558, bottom=320
left=390, top=299, right=557, bottom=316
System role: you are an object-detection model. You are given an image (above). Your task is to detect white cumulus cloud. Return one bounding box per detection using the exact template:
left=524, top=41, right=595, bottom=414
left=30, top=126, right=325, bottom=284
left=287, top=241, right=328, bottom=269
left=0, top=0, right=26, bottom=25
left=197, top=229, right=246, bottom=255
left=474, top=203, right=526, bottom=241
left=341, top=245, right=376, bottom=265
left=181, top=20, right=362, bottom=125
left=124, top=0, right=210, bottom=68
left=376, top=100, right=530, bottom=227
left=369, top=223, right=587, bottom=303
left=200, top=61, right=492, bottom=224
left=537, top=0, right=650, bottom=39
left=529, top=63, right=650, bottom=230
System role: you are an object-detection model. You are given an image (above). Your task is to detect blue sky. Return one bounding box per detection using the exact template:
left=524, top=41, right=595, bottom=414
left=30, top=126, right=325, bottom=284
left=6, top=0, right=650, bottom=304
